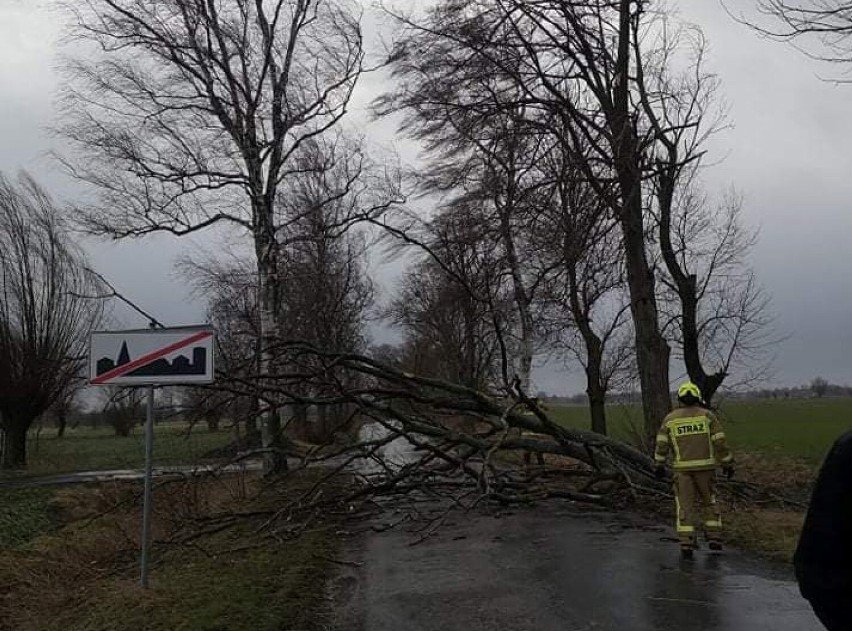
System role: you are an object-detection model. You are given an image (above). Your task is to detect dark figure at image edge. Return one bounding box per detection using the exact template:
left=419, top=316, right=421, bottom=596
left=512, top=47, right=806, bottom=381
left=794, top=430, right=852, bottom=630
left=654, top=381, right=735, bottom=558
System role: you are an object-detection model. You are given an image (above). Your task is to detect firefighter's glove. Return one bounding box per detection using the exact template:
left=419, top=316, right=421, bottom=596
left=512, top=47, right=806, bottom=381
left=653, top=464, right=666, bottom=480
left=722, top=465, right=735, bottom=480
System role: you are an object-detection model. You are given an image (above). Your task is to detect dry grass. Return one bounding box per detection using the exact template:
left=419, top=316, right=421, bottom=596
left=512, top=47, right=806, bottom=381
left=716, top=450, right=814, bottom=563
left=722, top=508, right=805, bottom=563
left=0, top=472, right=342, bottom=631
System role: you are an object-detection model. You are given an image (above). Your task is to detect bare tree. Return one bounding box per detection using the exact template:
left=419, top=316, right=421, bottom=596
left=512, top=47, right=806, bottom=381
left=389, top=256, right=501, bottom=391
left=657, top=189, right=775, bottom=403
left=642, top=21, right=729, bottom=404
left=0, top=173, right=104, bottom=468
left=60, top=0, right=403, bottom=472
left=381, top=0, right=674, bottom=445
left=537, top=142, right=632, bottom=435
left=748, top=1, right=852, bottom=67
left=100, top=386, right=145, bottom=437
left=377, top=40, right=556, bottom=393
left=184, top=147, right=376, bottom=446
left=811, top=376, right=830, bottom=398
left=276, top=138, right=375, bottom=357
left=48, top=376, right=87, bottom=438
left=183, top=252, right=263, bottom=439
left=276, top=144, right=376, bottom=442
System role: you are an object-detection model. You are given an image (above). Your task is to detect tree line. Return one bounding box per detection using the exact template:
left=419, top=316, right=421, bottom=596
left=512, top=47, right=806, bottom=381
left=5, top=0, right=834, bottom=475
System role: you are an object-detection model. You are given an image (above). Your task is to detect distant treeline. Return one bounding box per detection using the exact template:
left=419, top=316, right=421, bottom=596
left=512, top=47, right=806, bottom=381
left=541, top=378, right=851, bottom=405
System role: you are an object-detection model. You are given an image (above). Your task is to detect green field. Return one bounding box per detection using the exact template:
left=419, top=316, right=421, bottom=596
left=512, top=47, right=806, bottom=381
left=9, top=397, right=852, bottom=476
left=11, top=423, right=234, bottom=476
left=549, top=397, right=852, bottom=463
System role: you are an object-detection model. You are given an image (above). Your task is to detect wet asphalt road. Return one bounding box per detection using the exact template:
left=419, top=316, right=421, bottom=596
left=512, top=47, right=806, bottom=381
left=332, top=502, right=822, bottom=631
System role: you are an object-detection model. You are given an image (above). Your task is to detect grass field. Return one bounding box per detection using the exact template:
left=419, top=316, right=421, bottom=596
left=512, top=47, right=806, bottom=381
left=12, top=423, right=234, bottom=476
left=12, top=398, right=851, bottom=476
left=549, top=397, right=852, bottom=463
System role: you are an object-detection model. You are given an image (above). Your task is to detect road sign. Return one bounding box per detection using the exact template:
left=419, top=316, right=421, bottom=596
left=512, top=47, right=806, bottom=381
left=89, top=325, right=215, bottom=386
left=89, top=324, right=216, bottom=588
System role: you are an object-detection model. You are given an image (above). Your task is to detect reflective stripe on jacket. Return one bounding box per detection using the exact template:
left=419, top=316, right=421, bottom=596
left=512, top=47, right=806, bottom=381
left=654, top=405, right=733, bottom=471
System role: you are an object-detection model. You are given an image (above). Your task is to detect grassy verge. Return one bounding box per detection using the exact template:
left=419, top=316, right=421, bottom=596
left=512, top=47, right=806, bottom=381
left=0, top=487, right=59, bottom=547
left=722, top=508, right=805, bottom=563
left=719, top=450, right=815, bottom=563
left=0, top=472, right=342, bottom=631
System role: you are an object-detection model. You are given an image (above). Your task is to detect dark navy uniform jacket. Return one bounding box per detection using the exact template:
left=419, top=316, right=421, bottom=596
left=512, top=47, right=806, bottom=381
left=794, top=430, right=852, bottom=598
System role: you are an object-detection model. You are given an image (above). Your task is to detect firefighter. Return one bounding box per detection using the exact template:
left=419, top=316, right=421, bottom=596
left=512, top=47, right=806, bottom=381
left=654, top=381, right=734, bottom=557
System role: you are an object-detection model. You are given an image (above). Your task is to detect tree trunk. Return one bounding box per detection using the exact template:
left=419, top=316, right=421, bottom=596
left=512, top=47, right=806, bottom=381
left=317, top=404, right=329, bottom=443
left=622, top=244, right=671, bottom=447
left=256, top=196, right=287, bottom=474
left=293, top=402, right=309, bottom=440
left=588, top=390, right=607, bottom=437
left=517, top=317, right=534, bottom=394
left=258, top=269, right=286, bottom=473
left=611, top=0, right=671, bottom=446
left=1, top=419, right=28, bottom=469
left=585, top=348, right=608, bottom=437
left=500, top=201, right=534, bottom=394
left=57, top=411, right=67, bottom=438
left=205, top=411, right=220, bottom=432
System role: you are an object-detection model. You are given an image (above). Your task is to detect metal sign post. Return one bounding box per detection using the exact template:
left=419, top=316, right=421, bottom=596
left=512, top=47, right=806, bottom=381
left=88, top=325, right=215, bottom=589
left=140, top=384, right=155, bottom=588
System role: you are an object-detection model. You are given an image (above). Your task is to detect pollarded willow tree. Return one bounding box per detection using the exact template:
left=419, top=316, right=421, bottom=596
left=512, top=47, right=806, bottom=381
left=59, top=0, right=403, bottom=472
left=0, top=174, right=104, bottom=468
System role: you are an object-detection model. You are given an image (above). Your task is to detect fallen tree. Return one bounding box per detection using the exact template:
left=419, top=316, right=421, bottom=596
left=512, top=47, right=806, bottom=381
left=171, top=339, right=808, bottom=547
left=210, top=341, right=667, bottom=510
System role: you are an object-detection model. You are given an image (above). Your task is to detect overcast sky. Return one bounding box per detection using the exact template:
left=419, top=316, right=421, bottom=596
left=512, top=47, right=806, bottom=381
left=1, top=1, right=850, bottom=394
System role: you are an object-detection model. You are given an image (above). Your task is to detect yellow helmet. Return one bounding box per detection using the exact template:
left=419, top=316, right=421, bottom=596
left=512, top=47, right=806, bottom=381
left=677, top=381, right=702, bottom=402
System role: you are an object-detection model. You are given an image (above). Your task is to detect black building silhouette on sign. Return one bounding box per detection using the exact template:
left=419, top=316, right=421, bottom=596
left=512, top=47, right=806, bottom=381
left=96, top=342, right=207, bottom=377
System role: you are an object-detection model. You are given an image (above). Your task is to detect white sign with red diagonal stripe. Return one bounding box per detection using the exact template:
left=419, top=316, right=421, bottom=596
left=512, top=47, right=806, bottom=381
left=89, top=326, right=215, bottom=386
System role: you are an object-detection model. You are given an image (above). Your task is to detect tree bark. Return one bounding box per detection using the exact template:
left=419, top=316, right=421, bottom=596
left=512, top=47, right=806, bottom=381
left=258, top=256, right=286, bottom=473
left=500, top=194, right=535, bottom=393
left=256, top=194, right=287, bottom=473
left=588, top=388, right=608, bottom=437
left=585, top=345, right=608, bottom=437
left=1, top=419, right=28, bottom=469
left=611, top=0, right=671, bottom=444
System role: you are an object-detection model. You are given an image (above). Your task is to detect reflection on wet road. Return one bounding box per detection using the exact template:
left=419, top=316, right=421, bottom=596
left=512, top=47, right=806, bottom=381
left=335, top=504, right=821, bottom=631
